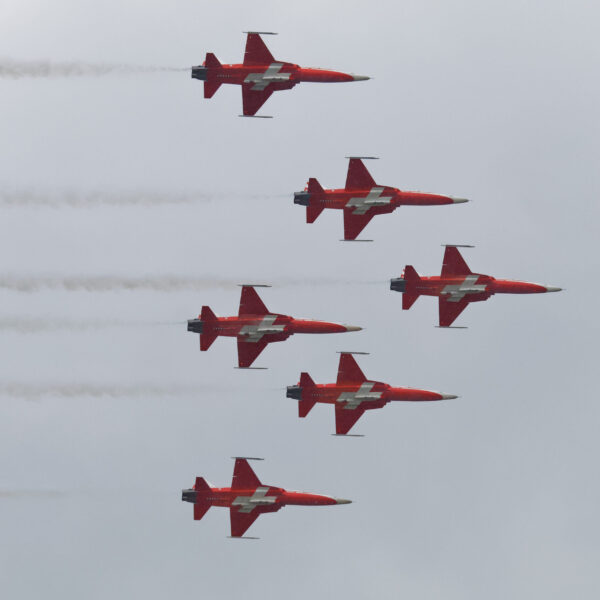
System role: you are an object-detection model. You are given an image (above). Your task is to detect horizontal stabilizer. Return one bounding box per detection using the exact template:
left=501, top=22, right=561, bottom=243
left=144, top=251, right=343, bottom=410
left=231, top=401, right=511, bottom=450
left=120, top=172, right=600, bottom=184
left=299, top=397, right=317, bottom=418
left=307, top=178, right=324, bottom=194
left=299, top=372, right=316, bottom=388
left=194, top=477, right=211, bottom=493
left=199, top=306, right=218, bottom=350
left=204, top=53, right=222, bottom=70
left=194, top=501, right=211, bottom=521
left=192, top=477, right=212, bottom=521
left=204, top=80, right=222, bottom=99
left=402, top=292, right=419, bottom=310
left=403, top=265, right=420, bottom=281
left=307, top=205, right=324, bottom=223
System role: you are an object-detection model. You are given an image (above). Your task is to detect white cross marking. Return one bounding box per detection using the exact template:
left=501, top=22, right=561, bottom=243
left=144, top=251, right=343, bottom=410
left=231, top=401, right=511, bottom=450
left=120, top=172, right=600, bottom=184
left=441, top=275, right=487, bottom=302
left=232, top=487, right=278, bottom=513
left=337, top=382, right=383, bottom=410
left=239, top=315, right=286, bottom=342
left=244, top=63, right=291, bottom=91
left=346, top=187, right=393, bottom=215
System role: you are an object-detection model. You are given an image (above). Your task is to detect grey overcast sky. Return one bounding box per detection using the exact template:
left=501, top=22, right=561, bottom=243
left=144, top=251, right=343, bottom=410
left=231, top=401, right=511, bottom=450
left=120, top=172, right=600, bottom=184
left=0, top=1, right=598, bottom=599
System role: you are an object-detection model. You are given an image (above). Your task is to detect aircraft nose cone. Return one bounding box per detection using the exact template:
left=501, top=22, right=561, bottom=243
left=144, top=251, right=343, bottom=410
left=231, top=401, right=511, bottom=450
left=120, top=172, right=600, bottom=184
left=440, top=394, right=459, bottom=400
left=544, top=286, right=562, bottom=292
left=451, top=197, right=469, bottom=204
left=344, top=325, right=362, bottom=332
left=352, top=75, right=370, bottom=81
left=335, top=498, right=352, bottom=504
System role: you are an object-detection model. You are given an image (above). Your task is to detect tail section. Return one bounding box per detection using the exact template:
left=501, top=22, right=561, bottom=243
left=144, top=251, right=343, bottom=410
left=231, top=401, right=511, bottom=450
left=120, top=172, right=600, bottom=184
left=298, top=372, right=317, bottom=417
left=401, top=266, right=421, bottom=310
left=306, top=178, right=325, bottom=223
left=193, top=477, right=212, bottom=521
left=204, top=53, right=222, bottom=98
left=200, top=306, right=218, bottom=351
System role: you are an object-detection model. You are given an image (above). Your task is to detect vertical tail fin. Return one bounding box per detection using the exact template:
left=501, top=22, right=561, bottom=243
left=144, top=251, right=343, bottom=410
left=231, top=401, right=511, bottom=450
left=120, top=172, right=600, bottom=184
left=402, top=266, right=420, bottom=310
left=298, top=372, right=317, bottom=418
left=193, top=477, right=212, bottom=521
left=199, top=306, right=218, bottom=351
left=204, top=53, right=222, bottom=98
left=306, top=178, right=325, bottom=223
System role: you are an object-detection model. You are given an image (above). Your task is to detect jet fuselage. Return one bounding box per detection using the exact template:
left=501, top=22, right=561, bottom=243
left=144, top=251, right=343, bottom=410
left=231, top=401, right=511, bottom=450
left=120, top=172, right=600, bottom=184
left=395, top=273, right=559, bottom=302
left=193, top=62, right=365, bottom=88
left=288, top=381, right=450, bottom=410
left=295, top=186, right=462, bottom=217
left=188, top=314, right=358, bottom=339
left=182, top=485, right=344, bottom=509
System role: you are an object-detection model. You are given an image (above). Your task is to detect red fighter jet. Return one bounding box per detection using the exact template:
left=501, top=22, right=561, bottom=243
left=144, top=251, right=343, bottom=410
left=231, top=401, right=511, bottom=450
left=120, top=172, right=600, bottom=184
left=294, top=157, right=469, bottom=241
left=187, top=285, right=361, bottom=368
left=182, top=457, right=351, bottom=538
left=391, top=245, right=562, bottom=328
left=287, top=352, right=457, bottom=435
left=191, top=32, right=369, bottom=117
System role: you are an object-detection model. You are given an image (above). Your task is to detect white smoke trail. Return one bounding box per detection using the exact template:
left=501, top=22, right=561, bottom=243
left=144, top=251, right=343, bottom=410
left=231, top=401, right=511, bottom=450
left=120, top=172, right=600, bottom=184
left=0, top=382, right=196, bottom=400
left=0, top=490, right=66, bottom=498
left=0, top=189, right=211, bottom=208
left=0, top=275, right=236, bottom=293
left=0, top=317, right=176, bottom=333
left=0, top=275, right=383, bottom=293
left=0, top=59, right=188, bottom=79
left=0, top=188, right=287, bottom=208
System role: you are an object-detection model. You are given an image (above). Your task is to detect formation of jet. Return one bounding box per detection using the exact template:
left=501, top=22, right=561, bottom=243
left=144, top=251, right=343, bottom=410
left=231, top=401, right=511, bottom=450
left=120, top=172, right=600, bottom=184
left=391, top=245, right=562, bottom=327
left=182, top=31, right=564, bottom=540
left=192, top=32, right=369, bottom=117
left=294, top=157, right=468, bottom=240
left=287, top=352, right=457, bottom=435
left=182, top=457, right=351, bottom=538
left=187, top=284, right=361, bottom=368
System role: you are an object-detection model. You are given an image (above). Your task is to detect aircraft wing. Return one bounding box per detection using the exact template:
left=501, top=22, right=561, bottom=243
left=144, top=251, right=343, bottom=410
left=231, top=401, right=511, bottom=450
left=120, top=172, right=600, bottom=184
left=230, top=504, right=281, bottom=537
left=239, top=286, right=269, bottom=316
left=237, top=338, right=269, bottom=368
left=345, top=158, right=376, bottom=190
left=231, top=458, right=262, bottom=490
left=230, top=507, right=262, bottom=537
left=242, top=85, right=275, bottom=116
left=439, top=296, right=470, bottom=327
left=335, top=404, right=366, bottom=435
left=343, top=209, right=374, bottom=240
left=337, top=353, right=367, bottom=385
left=243, top=33, right=275, bottom=65
left=441, top=246, right=472, bottom=277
